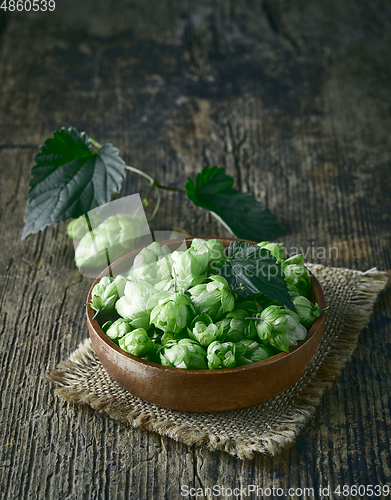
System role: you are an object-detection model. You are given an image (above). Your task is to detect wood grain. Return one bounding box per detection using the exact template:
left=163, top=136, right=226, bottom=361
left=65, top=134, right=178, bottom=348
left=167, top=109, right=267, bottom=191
left=0, top=0, right=390, bottom=498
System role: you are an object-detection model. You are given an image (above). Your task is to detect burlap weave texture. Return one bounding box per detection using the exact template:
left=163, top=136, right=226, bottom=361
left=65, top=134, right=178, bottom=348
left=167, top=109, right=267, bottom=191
left=45, top=265, right=388, bottom=458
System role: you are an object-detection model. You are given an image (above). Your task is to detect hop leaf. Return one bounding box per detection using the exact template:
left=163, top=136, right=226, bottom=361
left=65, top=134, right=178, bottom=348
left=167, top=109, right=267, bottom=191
left=186, top=166, right=284, bottom=241
left=22, top=127, right=126, bottom=240
left=217, top=241, right=295, bottom=310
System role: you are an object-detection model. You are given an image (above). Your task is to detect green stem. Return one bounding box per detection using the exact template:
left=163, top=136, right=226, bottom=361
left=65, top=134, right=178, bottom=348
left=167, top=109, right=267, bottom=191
left=125, top=167, right=185, bottom=193
left=143, top=184, right=156, bottom=203
left=88, top=140, right=181, bottom=224
left=85, top=213, right=99, bottom=256
left=125, top=165, right=155, bottom=185
left=89, top=138, right=184, bottom=194
left=155, top=182, right=186, bottom=194
left=125, top=165, right=161, bottom=223
left=105, top=247, right=113, bottom=278
left=124, top=166, right=183, bottom=223
left=90, top=138, right=102, bottom=149
left=148, top=185, right=161, bottom=224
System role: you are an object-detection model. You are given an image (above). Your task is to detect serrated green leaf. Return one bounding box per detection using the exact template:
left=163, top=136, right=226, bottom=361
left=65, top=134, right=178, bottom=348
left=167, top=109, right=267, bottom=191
left=21, top=127, right=126, bottom=240
left=218, top=241, right=295, bottom=310
left=185, top=166, right=284, bottom=241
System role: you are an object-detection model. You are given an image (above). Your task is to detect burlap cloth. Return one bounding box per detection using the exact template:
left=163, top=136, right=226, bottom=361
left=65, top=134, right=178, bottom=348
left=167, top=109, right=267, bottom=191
left=45, top=264, right=388, bottom=459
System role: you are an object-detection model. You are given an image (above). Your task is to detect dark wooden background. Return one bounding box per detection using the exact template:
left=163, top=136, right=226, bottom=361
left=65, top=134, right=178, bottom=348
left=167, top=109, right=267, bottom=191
left=1, top=1, right=391, bottom=498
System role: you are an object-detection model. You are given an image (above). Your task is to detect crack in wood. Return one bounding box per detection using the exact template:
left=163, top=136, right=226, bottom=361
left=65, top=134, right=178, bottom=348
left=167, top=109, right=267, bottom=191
left=183, top=22, right=208, bottom=79
left=192, top=446, right=207, bottom=497
left=261, top=0, right=302, bottom=55
left=227, top=121, right=247, bottom=192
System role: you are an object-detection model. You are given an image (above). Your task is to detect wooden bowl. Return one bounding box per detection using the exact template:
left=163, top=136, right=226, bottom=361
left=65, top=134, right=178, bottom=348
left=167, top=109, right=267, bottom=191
left=87, top=238, right=326, bottom=412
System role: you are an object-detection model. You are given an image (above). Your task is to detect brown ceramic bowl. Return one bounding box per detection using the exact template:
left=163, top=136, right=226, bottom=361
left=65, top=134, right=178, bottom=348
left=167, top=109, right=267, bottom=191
left=87, top=237, right=326, bottom=412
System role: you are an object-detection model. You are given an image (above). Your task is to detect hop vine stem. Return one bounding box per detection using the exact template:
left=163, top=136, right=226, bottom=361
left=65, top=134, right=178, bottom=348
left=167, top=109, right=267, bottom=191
left=89, top=137, right=103, bottom=149
left=124, top=166, right=186, bottom=194
left=154, top=182, right=186, bottom=194
left=89, top=137, right=184, bottom=224
left=124, top=166, right=185, bottom=224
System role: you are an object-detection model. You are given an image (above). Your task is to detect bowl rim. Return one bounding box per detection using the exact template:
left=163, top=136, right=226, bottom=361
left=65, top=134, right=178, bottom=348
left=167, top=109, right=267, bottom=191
left=86, top=236, right=326, bottom=376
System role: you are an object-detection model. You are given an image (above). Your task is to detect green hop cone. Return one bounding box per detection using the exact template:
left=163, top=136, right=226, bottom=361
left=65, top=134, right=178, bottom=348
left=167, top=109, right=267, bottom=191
left=156, top=253, right=175, bottom=281
left=256, top=305, right=307, bottom=353
left=190, top=238, right=226, bottom=271
left=129, top=241, right=171, bottom=282
left=145, top=290, right=173, bottom=310
left=115, top=296, right=151, bottom=330
left=257, top=241, right=285, bottom=262
left=121, top=281, right=173, bottom=326
left=123, top=280, right=157, bottom=306
left=89, top=276, right=119, bottom=317
left=189, top=238, right=205, bottom=252
left=128, top=262, right=158, bottom=283
left=75, top=213, right=147, bottom=269
left=161, top=332, right=175, bottom=345
left=205, top=239, right=226, bottom=265
left=132, top=246, right=158, bottom=267
left=150, top=293, right=194, bottom=333
left=235, top=339, right=275, bottom=366
left=127, top=242, right=174, bottom=283
left=283, top=254, right=304, bottom=266
left=160, top=339, right=207, bottom=369
left=187, top=313, right=224, bottom=347
left=282, top=254, right=311, bottom=296
left=288, top=284, right=303, bottom=299
left=153, top=278, right=175, bottom=293
left=105, top=318, right=132, bottom=342
left=145, top=241, right=171, bottom=259
left=67, top=212, right=101, bottom=240
left=293, top=295, right=321, bottom=329
left=206, top=341, right=236, bottom=369
left=112, top=275, right=128, bottom=298
left=217, top=314, right=243, bottom=343
left=171, top=249, right=208, bottom=291
left=189, top=275, right=235, bottom=321
left=67, top=218, right=82, bottom=240
left=219, top=309, right=258, bottom=342
left=118, top=328, right=154, bottom=357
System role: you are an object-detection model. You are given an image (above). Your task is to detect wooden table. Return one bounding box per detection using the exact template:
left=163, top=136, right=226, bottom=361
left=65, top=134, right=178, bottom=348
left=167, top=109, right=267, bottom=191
left=1, top=1, right=390, bottom=498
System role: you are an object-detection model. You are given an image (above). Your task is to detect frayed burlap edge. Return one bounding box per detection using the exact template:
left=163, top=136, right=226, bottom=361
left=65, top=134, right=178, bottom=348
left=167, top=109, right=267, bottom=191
left=44, top=266, right=388, bottom=459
